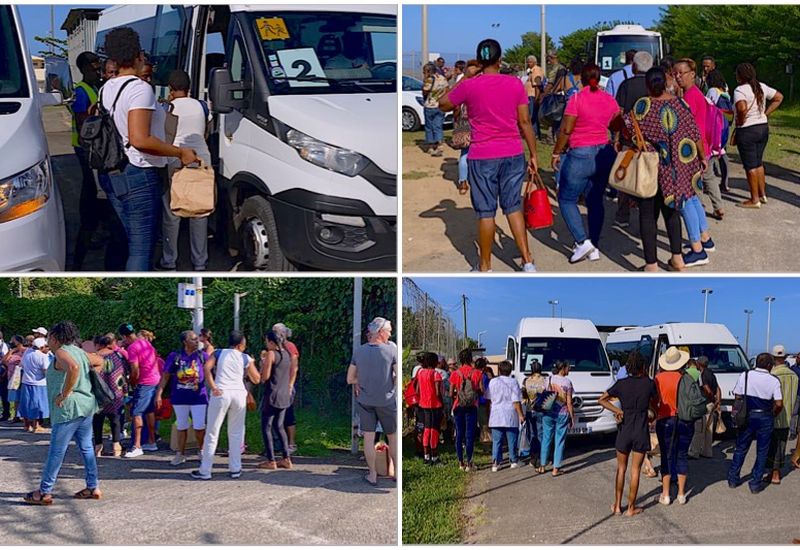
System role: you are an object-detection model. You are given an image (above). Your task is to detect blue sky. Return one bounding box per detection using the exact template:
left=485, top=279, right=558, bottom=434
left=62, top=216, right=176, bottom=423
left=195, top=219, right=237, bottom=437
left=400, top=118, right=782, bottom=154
left=17, top=5, right=108, bottom=56
left=403, top=4, right=662, bottom=56
left=409, top=277, right=800, bottom=357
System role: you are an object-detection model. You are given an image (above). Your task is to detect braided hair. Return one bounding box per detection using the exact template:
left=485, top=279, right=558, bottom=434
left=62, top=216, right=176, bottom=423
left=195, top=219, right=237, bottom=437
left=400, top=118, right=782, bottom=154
left=736, top=63, right=764, bottom=113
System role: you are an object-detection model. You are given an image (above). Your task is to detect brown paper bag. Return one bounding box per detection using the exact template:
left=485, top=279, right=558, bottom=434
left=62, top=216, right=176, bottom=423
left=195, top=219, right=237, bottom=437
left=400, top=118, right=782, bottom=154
left=170, top=160, right=216, bottom=218
left=374, top=443, right=390, bottom=477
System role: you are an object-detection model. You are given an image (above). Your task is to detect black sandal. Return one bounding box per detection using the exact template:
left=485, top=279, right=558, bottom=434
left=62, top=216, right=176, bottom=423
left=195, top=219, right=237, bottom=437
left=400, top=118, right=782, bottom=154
left=73, top=488, right=102, bottom=500
left=23, top=491, right=53, bottom=506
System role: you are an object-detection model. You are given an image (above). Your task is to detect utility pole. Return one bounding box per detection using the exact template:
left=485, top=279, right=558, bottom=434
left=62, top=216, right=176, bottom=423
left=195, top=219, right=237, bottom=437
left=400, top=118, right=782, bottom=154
left=422, top=292, right=428, bottom=350
left=701, top=288, right=713, bottom=323
left=351, top=278, right=363, bottom=455
left=421, top=5, right=429, bottom=70
left=50, top=6, right=55, bottom=54
left=548, top=299, right=558, bottom=318
left=540, top=5, right=546, bottom=76
left=462, top=294, right=468, bottom=349
left=744, top=309, right=753, bottom=357
left=477, top=331, right=487, bottom=348
left=765, top=296, right=775, bottom=353
left=192, top=277, right=203, bottom=333
left=233, top=292, right=249, bottom=332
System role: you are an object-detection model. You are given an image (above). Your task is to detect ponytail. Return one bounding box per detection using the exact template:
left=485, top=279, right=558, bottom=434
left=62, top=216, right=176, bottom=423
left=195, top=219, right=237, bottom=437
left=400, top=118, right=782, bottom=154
left=588, top=77, right=599, bottom=91
left=736, top=63, right=764, bottom=112
left=581, top=63, right=602, bottom=92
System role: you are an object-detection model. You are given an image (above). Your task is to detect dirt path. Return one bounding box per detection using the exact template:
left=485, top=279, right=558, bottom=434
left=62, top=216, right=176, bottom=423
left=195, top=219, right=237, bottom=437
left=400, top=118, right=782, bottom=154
left=402, top=139, right=800, bottom=272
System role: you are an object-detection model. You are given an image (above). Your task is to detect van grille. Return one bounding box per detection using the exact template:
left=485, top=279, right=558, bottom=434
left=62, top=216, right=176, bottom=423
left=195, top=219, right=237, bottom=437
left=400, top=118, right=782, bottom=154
left=573, top=392, right=605, bottom=417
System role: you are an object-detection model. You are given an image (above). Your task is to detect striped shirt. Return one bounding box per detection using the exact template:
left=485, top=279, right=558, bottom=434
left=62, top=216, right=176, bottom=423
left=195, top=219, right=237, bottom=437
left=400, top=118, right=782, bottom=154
left=772, top=365, right=799, bottom=429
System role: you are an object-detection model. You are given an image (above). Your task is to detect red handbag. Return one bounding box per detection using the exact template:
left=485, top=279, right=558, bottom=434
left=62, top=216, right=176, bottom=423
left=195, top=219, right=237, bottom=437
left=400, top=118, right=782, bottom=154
left=403, top=379, right=419, bottom=408
left=524, top=170, right=553, bottom=229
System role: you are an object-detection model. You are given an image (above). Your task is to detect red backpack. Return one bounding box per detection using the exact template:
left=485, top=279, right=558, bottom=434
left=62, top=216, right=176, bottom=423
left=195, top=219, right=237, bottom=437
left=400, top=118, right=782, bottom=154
left=404, top=378, right=419, bottom=407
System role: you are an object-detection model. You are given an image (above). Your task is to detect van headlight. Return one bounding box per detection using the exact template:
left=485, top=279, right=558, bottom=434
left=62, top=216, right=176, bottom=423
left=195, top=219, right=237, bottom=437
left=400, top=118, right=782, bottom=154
left=282, top=126, right=368, bottom=177
left=0, top=159, right=51, bottom=223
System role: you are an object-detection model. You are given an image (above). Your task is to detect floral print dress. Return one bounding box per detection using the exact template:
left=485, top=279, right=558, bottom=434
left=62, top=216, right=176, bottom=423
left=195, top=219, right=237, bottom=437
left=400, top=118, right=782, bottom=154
left=623, top=96, right=704, bottom=209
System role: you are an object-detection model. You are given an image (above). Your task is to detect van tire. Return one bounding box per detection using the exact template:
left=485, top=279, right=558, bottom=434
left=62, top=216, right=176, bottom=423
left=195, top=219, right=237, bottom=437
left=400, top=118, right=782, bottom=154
left=238, top=196, right=296, bottom=272
left=402, top=107, right=421, bottom=132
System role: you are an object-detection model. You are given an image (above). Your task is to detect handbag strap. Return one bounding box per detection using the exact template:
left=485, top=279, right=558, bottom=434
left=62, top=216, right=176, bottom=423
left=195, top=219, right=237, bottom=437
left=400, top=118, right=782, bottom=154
left=524, top=168, right=545, bottom=196
left=630, top=116, right=646, bottom=151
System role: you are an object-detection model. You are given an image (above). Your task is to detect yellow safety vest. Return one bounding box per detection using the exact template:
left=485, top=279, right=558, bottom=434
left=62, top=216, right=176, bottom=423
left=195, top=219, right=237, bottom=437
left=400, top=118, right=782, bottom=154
left=71, top=80, right=99, bottom=148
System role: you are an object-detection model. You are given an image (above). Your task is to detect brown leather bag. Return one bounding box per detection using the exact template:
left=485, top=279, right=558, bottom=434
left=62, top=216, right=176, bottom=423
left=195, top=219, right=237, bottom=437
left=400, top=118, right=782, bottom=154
left=608, top=116, right=658, bottom=199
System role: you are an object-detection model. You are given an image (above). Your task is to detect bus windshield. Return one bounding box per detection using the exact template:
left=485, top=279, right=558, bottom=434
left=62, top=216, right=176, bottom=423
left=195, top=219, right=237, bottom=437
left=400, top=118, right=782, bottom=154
left=596, top=34, right=660, bottom=73
left=520, top=337, right=610, bottom=374
left=0, top=6, right=29, bottom=99
left=247, top=11, right=396, bottom=95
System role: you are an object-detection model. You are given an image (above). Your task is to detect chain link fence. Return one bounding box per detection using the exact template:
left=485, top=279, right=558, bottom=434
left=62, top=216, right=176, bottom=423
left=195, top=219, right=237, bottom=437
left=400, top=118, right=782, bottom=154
left=402, top=279, right=464, bottom=372
left=402, top=50, right=474, bottom=79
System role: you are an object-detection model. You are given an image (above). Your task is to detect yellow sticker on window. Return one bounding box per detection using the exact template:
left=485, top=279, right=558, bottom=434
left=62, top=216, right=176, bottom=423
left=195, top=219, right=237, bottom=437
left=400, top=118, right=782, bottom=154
left=256, top=17, right=290, bottom=41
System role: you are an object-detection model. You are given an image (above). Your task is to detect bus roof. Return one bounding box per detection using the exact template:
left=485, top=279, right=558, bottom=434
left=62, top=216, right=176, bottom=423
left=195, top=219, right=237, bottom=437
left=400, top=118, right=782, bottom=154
left=606, top=323, right=738, bottom=346
left=515, top=318, right=601, bottom=339
left=597, top=24, right=660, bottom=37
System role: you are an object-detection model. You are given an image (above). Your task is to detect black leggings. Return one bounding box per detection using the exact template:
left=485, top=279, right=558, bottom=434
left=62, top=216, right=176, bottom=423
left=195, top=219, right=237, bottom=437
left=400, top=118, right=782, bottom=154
left=262, top=405, right=289, bottom=461
left=639, top=189, right=682, bottom=266
left=93, top=411, right=122, bottom=445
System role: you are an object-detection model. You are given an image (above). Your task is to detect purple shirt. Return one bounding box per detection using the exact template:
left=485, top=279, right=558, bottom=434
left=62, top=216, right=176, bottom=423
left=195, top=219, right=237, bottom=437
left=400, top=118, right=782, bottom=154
left=165, top=350, right=208, bottom=405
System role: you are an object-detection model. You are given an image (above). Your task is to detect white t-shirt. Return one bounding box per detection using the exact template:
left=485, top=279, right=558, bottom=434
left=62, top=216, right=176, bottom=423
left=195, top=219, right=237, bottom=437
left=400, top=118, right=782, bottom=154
left=485, top=375, right=522, bottom=428
left=100, top=76, right=167, bottom=168
left=733, top=82, right=778, bottom=128
left=169, top=97, right=211, bottom=167
left=213, top=349, right=252, bottom=391
left=21, top=349, right=50, bottom=386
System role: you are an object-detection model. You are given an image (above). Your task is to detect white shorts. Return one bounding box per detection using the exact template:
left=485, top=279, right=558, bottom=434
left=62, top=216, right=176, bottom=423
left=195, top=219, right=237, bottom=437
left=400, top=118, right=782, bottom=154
left=174, top=404, right=207, bottom=431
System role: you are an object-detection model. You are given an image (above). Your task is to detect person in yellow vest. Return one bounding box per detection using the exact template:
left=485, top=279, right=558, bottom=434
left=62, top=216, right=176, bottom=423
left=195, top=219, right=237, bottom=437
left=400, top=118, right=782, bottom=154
left=71, top=51, right=102, bottom=270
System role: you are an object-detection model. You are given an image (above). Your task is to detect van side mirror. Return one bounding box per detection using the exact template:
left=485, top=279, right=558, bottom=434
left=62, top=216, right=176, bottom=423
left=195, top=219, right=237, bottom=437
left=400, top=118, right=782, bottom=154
left=209, top=67, right=250, bottom=114
left=40, top=91, right=63, bottom=107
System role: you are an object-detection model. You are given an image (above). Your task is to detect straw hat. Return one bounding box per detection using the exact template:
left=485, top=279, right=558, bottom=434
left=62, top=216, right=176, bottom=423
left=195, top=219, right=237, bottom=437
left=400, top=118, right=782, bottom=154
left=659, top=346, right=690, bottom=371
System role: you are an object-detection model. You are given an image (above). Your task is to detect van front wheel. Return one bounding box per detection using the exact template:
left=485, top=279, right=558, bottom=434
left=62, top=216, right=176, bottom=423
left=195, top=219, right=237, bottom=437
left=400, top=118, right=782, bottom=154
left=238, top=196, right=296, bottom=272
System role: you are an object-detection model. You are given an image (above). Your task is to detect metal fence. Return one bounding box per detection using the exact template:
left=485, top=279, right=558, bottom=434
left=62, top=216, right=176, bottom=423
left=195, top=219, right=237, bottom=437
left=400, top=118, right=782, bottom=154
left=402, top=278, right=463, bottom=366
left=402, top=50, right=474, bottom=79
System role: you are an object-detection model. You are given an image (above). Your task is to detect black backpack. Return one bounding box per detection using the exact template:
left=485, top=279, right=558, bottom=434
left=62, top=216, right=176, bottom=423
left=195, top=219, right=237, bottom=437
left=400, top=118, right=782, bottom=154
left=78, top=77, right=136, bottom=172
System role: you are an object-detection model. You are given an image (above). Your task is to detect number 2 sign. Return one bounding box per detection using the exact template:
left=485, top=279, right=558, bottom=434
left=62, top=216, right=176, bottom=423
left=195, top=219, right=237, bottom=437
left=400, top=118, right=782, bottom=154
left=275, top=48, right=328, bottom=87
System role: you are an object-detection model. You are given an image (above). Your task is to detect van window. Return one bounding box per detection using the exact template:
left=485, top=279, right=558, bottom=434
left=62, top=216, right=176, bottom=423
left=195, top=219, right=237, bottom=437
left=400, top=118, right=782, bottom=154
left=0, top=6, right=29, bottom=99
left=506, top=338, right=516, bottom=368
left=151, top=5, right=190, bottom=87
left=245, top=11, right=396, bottom=95
left=684, top=344, right=749, bottom=373
left=520, top=337, right=610, bottom=374
left=606, top=339, right=654, bottom=369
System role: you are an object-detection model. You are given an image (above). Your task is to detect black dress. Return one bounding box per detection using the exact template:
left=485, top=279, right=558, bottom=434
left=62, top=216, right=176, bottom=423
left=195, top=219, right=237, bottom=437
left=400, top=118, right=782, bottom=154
left=607, top=376, right=656, bottom=453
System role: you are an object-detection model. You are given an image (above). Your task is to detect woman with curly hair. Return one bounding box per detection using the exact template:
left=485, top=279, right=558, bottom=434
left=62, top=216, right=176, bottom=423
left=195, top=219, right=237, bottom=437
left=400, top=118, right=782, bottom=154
left=24, top=322, right=101, bottom=505
left=99, top=27, right=198, bottom=271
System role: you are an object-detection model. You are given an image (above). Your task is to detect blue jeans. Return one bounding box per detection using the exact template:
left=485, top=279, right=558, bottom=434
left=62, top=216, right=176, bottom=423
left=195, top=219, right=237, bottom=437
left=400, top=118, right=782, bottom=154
left=528, top=97, right=541, bottom=140
left=558, top=144, right=615, bottom=245
left=541, top=413, right=569, bottom=468
left=656, top=416, right=695, bottom=476
left=453, top=406, right=477, bottom=464
left=679, top=195, right=709, bottom=243
left=728, top=411, right=774, bottom=490
left=468, top=154, right=527, bottom=219
left=40, top=415, right=98, bottom=494
left=424, top=107, right=444, bottom=144
left=526, top=410, right=543, bottom=464
left=492, top=426, right=520, bottom=464
left=101, top=164, right=163, bottom=271
left=458, top=147, right=469, bottom=183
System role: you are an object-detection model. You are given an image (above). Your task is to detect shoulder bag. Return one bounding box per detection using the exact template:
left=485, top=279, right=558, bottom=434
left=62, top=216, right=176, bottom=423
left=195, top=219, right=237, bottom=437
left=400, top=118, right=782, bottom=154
left=533, top=378, right=557, bottom=413
left=450, top=107, right=471, bottom=150
left=524, top=169, right=553, bottom=229
left=732, top=371, right=749, bottom=429
left=538, top=72, right=568, bottom=126
left=608, top=115, right=658, bottom=198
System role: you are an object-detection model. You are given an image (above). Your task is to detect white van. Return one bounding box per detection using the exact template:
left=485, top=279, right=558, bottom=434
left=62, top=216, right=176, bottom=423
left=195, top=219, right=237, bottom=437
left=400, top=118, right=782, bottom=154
left=605, top=323, right=750, bottom=422
left=0, top=5, right=66, bottom=270
left=506, top=318, right=617, bottom=436
left=96, top=4, right=396, bottom=271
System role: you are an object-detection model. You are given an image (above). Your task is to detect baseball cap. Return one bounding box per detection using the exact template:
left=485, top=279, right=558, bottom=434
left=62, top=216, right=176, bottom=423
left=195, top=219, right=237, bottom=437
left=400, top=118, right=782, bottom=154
left=772, top=344, right=786, bottom=357
left=31, top=327, right=48, bottom=336
left=32, top=337, right=47, bottom=349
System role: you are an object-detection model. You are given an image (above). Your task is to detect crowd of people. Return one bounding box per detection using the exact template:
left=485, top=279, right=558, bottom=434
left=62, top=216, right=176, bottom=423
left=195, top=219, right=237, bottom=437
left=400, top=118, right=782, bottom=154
left=406, top=345, right=800, bottom=516
left=69, top=26, right=210, bottom=271
left=0, top=320, right=316, bottom=504
left=420, top=40, right=784, bottom=272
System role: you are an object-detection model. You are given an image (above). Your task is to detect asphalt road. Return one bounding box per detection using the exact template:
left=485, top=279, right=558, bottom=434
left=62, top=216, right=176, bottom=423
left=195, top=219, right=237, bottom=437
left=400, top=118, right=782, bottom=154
left=402, top=140, right=800, bottom=272
left=463, top=431, right=799, bottom=544
left=44, top=106, right=240, bottom=272
left=0, top=424, right=396, bottom=545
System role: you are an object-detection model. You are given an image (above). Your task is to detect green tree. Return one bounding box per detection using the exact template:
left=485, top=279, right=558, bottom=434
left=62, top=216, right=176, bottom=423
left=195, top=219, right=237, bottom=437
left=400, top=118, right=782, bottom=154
left=504, top=31, right=557, bottom=67
left=557, top=20, right=637, bottom=66
left=34, top=36, right=68, bottom=58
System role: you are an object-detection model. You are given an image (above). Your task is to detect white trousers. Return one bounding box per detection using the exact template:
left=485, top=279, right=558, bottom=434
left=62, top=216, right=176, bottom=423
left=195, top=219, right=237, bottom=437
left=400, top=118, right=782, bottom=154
left=199, top=389, right=247, bottom=475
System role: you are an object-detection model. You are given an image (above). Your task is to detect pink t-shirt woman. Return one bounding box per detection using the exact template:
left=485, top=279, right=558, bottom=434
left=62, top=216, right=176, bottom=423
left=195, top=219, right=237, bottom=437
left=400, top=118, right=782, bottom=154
left=563, top=87, right=621, bottom=148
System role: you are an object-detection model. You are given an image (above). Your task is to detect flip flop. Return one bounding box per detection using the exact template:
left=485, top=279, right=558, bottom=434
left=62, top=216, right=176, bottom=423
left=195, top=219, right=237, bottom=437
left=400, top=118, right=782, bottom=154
left=363, top=474, right=378, bottom=487
left=73, top=488, right=102, bottom=500
left=23, top=491, right=53, bottom=506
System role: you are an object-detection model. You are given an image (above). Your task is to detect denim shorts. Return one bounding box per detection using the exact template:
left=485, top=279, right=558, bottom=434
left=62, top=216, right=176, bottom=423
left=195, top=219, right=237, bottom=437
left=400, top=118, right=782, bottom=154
left=131, top=384, right=158, bottom=416
left=467, top=154, right=527, bottom=219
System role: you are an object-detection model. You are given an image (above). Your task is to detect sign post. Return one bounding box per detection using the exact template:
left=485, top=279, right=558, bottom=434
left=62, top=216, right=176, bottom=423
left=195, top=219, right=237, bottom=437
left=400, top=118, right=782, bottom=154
left=351, top=277, right=363, bottom=455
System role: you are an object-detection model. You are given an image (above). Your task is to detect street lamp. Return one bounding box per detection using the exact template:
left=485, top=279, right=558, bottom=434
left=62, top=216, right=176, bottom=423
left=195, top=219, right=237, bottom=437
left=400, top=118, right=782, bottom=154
left=765, top=296, right=776, bottom=352
left=701, top=288, right=713, bottom=323
left=548, top=299, right=559, bottom=318
left=744, top=309, right=753, bottom=357
left=477, top=330, right=487, bottom=348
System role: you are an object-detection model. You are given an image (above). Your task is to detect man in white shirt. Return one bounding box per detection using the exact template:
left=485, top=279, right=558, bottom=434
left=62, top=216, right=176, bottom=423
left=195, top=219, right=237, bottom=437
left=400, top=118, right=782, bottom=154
left=727, top=352, right=783, bottom=493
left=605, top=49, right=636, bottom=99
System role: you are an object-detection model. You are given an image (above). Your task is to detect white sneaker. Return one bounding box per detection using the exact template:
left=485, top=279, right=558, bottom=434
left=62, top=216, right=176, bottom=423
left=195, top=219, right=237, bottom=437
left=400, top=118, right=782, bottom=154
left=588, top=248, right=600, bottom=261
left=522, top=262, right=537, bottom=273
left=491, top=464, right=499, bottom=472
left=170, top=453, right=186, bottom=466
left=142, top=443, right=158, bottom=452
left=125, top=447, right=144, bottom=458
left=569, top=240, right=596, bottom=263
left=509, top=462, right=519, bottom=469
left=659, top=494, right=671, bottom=506
left=677, top=494, right=687, bottom=505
